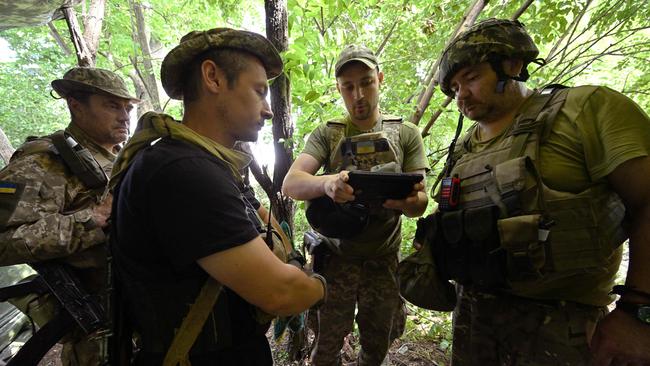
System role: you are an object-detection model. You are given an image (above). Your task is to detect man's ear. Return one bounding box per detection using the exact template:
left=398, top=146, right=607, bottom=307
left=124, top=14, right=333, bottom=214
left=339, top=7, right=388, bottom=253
left=502, top=58, right=525, bottom=78
left=377, top=70, right=384, bottom=84
left=201, top=59, right=225, bottom=95
left=336, top=81, right=341, bottom=94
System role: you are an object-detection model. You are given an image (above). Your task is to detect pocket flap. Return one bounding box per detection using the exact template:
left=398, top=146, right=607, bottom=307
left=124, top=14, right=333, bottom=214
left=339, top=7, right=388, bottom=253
left=493, top=156, right=528, bottom=193
left=441, top=210, right=463, bottom=244
left=464, top=206, right=498, bottom=241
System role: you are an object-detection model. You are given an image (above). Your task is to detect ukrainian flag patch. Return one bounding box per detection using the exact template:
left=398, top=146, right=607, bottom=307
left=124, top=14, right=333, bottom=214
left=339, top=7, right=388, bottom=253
left=0, top=181, right=18, bottom=194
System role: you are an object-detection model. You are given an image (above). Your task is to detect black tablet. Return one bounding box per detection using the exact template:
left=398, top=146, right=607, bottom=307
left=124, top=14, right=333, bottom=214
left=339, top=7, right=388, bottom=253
left=347, top=171, right=424, bottom=203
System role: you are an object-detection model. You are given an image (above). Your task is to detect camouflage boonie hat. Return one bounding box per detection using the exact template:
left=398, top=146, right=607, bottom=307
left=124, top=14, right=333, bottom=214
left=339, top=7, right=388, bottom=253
left=161, top=28, right=283, bottom=100
left=438, top=18, right=540, bottom=96
left=335, top=45, right=379, bottom=77
left=51, top=67, right=140, bottom=102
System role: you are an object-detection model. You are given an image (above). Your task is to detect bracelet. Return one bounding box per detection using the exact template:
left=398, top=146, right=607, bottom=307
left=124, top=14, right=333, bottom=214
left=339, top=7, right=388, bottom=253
left=310, top=273, right=327, bottom=308
left=611, top=285, right=650, bottom=301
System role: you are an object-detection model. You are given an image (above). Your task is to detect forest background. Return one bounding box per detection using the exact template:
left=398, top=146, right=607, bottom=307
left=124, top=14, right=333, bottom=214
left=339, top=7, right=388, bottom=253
left=0, top=0, right=649, bottom=364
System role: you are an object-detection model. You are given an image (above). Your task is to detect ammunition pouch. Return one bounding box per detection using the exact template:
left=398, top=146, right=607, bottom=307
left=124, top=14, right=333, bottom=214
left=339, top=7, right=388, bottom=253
left=429, top=205, right=549, bottom=289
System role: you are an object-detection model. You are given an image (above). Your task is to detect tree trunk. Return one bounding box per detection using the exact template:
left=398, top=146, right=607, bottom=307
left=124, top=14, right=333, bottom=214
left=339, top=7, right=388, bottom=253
left=0, top=127, right=14, bottom=166
left=131, top=1, right=161, bottom=111
left=61, top=0, right=105, bottom=67
left=265, top=0, right=295, bottom=232
left=82, top=0, right=105, bottom=60
left=61, top=6, right=94, bottom=67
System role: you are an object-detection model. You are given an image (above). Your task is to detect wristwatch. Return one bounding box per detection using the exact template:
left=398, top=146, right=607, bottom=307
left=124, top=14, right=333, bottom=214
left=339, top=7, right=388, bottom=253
left=616, top=301, right=650, bottom=325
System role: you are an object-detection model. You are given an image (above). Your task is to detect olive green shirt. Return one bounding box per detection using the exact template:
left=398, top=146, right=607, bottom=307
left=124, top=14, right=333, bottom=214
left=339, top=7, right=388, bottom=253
left=303, top=115, right=428, bottom=258
left=468, top=86, right=650, bottom=305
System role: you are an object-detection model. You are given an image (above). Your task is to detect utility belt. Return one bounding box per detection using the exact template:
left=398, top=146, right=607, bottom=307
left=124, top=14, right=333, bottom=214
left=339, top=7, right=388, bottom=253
left=420, top=205, right=551, bottom=288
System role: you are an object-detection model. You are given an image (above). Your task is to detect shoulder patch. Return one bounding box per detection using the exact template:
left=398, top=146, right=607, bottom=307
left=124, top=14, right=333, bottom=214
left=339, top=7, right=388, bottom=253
left=382, top=114, right=403, bottom=123
left=0, top=181, right=26, bottom=229
left=326, top=119, right=346, bottom=128
left=0, top=181, right=19, bottom=194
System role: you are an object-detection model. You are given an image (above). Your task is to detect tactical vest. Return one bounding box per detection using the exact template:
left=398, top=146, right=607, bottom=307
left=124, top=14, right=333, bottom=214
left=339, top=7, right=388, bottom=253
left=434, top=87, right=627, bottom=294
left=324, top=115, right=403, bottom=174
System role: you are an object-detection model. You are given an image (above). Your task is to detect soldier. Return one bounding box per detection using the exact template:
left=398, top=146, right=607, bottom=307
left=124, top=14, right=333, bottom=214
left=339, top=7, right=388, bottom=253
left=282, top=45, right=429, bottom=365
left=422, top=18, right=650, bottom=365
left=109, top=28, right=325, bottom=365
left=0, top=67, right=138, bottom=365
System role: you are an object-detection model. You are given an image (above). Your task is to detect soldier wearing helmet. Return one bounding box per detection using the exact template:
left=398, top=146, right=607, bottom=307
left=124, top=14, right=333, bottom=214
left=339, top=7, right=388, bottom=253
left=283, top=44, right=429, bottom=365
left=0, top=67, right=138, bottom=365
left=422, top=18, right=650, bottom=365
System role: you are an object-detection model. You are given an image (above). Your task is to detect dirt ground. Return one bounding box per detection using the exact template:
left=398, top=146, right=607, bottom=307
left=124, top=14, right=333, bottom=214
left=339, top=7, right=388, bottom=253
left=269, top=330, right=449, bottom=366
left=37, top=328, right=449, bottom=366
left=38, top=334, right=448, bottom=366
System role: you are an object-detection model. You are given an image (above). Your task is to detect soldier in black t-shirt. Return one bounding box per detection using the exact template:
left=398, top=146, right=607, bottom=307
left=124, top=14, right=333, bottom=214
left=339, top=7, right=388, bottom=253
left=110, top=29, right=325, bottom=365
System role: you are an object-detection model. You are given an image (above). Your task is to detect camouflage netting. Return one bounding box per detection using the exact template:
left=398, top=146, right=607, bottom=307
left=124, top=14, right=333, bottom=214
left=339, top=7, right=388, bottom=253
left=0, top=0, right=82, bottom=31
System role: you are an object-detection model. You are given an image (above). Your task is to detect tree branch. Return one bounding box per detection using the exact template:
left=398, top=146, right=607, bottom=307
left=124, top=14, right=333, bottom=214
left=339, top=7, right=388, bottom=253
left=375, top=18, right=400, bottom=57
left=409, top=0, right=487, bottom=125
left=511, top=0, right=535, bottom=20
left=47, top=22, right=71, bottom=55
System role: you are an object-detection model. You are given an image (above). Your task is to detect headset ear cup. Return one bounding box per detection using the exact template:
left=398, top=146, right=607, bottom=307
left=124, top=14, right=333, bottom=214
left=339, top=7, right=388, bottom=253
left=306, top=196, right=369, bottom=239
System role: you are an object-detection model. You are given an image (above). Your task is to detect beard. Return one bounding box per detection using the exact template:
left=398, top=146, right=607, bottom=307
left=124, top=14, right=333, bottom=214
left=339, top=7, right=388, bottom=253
left=351, top=100, right=373, bottom=121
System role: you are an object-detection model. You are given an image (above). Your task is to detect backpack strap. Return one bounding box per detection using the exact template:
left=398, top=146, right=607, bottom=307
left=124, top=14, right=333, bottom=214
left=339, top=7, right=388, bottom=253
left=163, top=279, right=224, bottom=366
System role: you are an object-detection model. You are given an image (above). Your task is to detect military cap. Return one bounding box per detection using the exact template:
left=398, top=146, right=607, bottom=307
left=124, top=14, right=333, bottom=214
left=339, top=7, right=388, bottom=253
left=438, top=18, right=540, bottom=96
left=161, top=28, right=283, bottom=100
left=51, top=67, right=140, bottom=102
left=335, top=45, right=379, bottom=77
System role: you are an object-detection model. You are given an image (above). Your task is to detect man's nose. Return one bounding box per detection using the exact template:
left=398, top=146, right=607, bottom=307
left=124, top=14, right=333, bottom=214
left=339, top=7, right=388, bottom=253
left=118, top=106, right=130, bottom=121
left=353, top=86, right=364, bottom=100
left=455, top=84, right=469, bottom=100
left=262, top=100, right=274, bottom=120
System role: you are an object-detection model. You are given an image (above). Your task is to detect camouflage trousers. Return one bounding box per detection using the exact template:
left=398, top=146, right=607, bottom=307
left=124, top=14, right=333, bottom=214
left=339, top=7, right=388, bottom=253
left=451, top=286, right=607, bottom=366
left=310, top=252, right=405, bottom=366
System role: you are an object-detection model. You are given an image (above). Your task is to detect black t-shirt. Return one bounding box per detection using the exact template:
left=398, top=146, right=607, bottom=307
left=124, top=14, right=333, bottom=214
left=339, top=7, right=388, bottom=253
left=112, top=138, right=271, bottom=365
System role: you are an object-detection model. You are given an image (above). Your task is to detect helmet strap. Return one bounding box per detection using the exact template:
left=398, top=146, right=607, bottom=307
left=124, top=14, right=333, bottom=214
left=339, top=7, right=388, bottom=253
left=487, top=56, right=509, bottom=93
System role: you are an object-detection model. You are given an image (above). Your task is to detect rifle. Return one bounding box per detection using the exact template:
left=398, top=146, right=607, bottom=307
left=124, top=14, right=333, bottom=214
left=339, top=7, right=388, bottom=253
left=0, top=262, right=107, bottom=366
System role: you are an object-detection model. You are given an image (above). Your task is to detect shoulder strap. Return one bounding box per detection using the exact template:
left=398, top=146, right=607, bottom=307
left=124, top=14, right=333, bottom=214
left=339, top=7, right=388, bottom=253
left=50, top=131, right=108, bottom=190
left=163, top=279, right=224, bottom=366
left=507, top=84, right=569, bottom=160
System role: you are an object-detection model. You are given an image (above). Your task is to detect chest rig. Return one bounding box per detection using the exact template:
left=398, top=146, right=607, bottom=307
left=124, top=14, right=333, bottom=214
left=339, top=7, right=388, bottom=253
left=324, top=115, right=403, bottom=174
left=432, top=86, right=627, bottom=293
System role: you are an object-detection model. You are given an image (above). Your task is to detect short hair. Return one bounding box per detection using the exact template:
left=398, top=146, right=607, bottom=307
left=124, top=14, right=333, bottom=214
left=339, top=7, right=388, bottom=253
left=66, top=90, right=93, bottom=105
left=182, top=47, right=255, bottom=103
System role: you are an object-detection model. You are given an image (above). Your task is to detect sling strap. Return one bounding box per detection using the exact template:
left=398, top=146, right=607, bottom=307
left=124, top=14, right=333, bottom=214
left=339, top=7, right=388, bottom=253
left=50, top=131, right=108, bottom=190
left=162, top=279, right=224, bottom=366
left=7, top=311, right=76, bottom=366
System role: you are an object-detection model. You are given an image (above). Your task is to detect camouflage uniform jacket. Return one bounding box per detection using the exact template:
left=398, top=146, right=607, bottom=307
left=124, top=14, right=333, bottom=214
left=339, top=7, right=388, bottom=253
left=0, top=122, right=114, bottom=271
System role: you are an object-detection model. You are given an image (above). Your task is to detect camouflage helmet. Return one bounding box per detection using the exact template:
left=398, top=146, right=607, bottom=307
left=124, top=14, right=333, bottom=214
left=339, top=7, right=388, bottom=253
left=161, top=28, right=283, bottom=100
left=51, top=67, right=140, bottom=102
left=305, top=196, right=369, bottom=239
left=438, top=18, right=540, bottom=96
